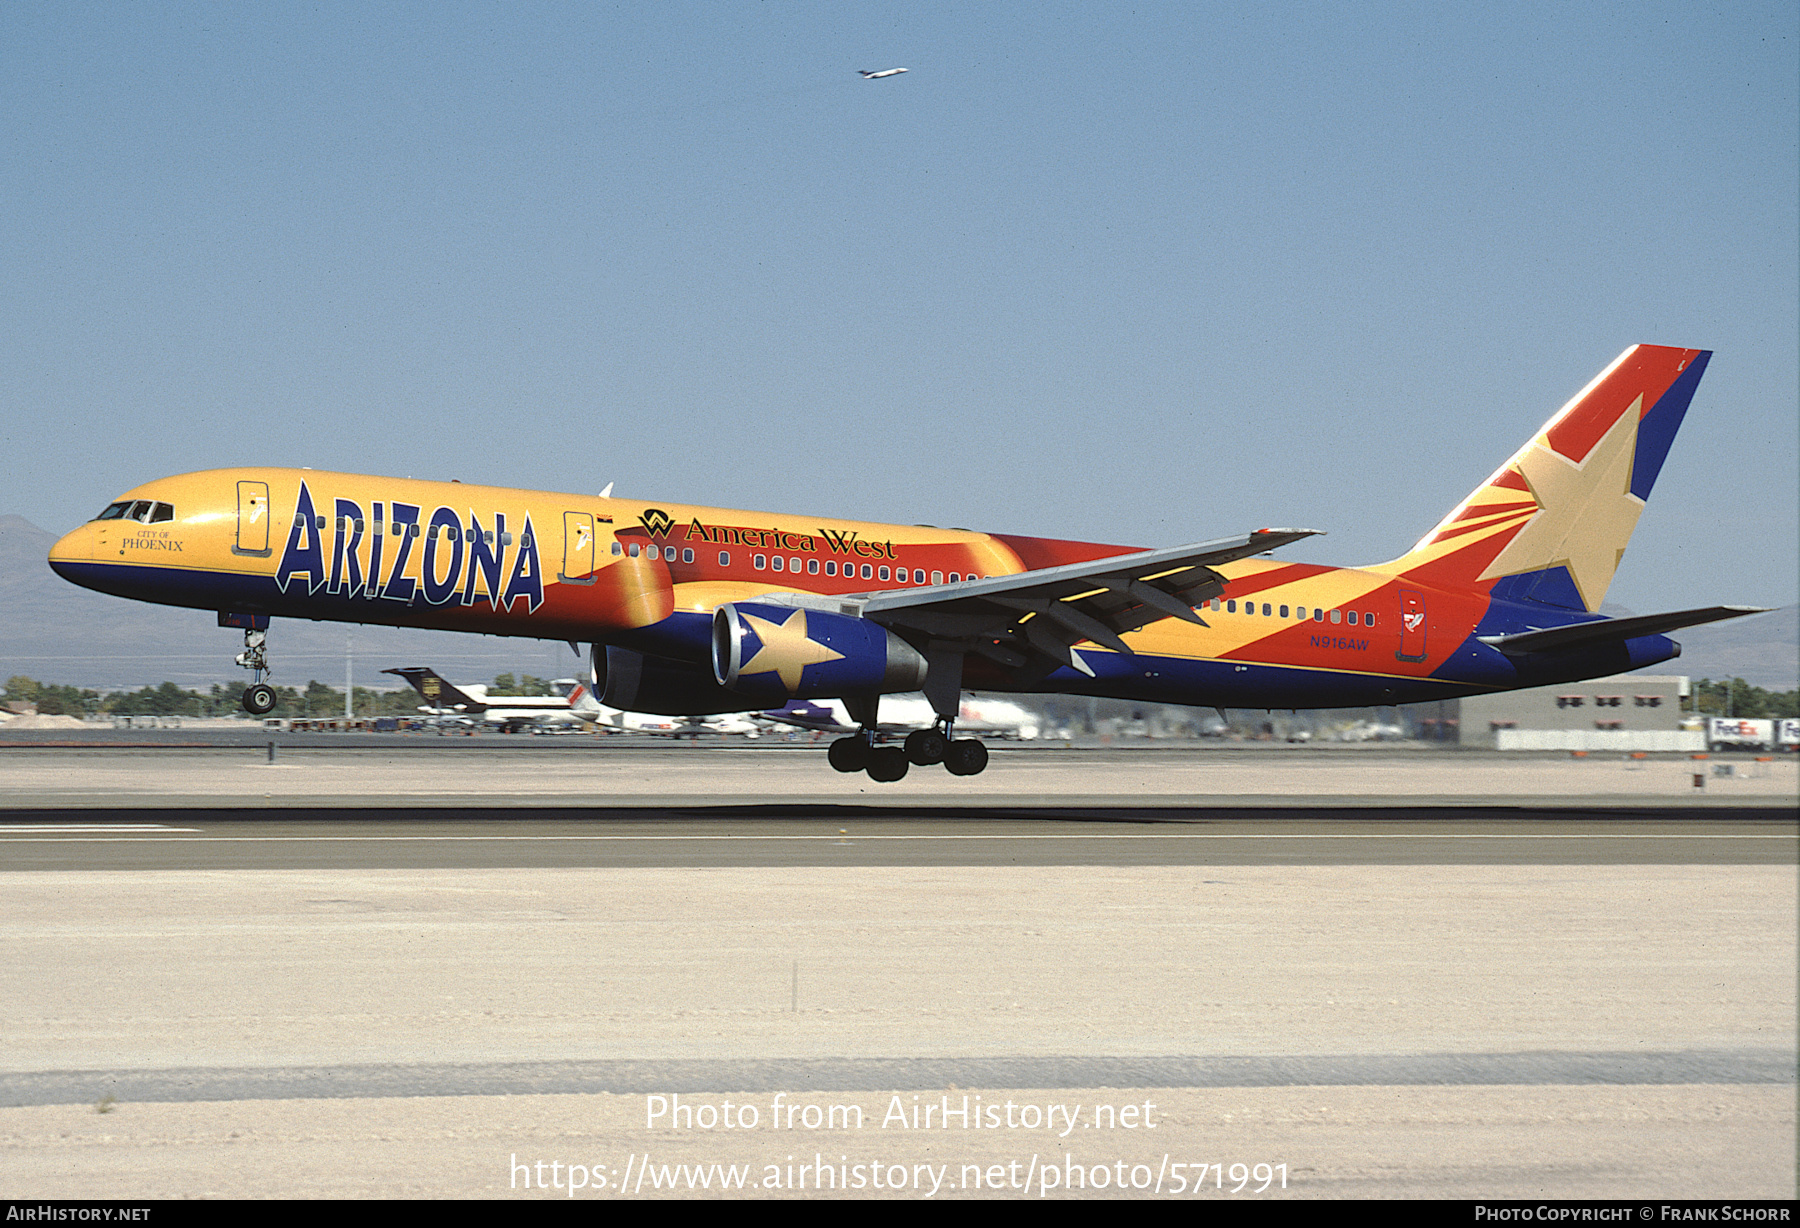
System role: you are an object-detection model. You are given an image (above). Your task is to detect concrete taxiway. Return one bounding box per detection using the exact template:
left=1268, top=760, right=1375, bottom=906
left=0, top=743, right=1793, bottom=1199
left=0, top=734, right=1793, bottom=808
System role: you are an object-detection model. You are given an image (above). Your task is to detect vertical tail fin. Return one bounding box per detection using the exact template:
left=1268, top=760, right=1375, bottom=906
left=1382, top=345, right=1710, bottom=611
left=381, top=667, right=483, bottom=711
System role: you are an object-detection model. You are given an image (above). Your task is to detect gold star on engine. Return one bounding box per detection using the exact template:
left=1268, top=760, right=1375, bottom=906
left=1479, top=395, right=1645, bottom=611
left=738, top=608, right=845, bottom=693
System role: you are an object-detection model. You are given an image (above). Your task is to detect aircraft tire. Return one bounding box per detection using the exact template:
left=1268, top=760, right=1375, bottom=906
left=827, top=736, right=869, bottom=773
left=904, top=728, right=948, bottom=765
left=866, top=746, right=909, bottom=783
left=944, top=738, right=988, bottom=776
left=243, top=684, right=277, bottom=716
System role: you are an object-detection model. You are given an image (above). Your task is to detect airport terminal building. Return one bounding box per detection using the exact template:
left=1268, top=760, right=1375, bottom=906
left=1441, top=674, right=1701, bottom=751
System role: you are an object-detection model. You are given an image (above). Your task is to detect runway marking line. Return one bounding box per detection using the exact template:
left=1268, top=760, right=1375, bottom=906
left=0, top=824, right=201, bottom=833
left=0, top=832, right=1791, bottom=843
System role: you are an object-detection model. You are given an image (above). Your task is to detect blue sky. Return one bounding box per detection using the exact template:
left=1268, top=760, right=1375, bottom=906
left=5, top=1, right=1795, bottom=612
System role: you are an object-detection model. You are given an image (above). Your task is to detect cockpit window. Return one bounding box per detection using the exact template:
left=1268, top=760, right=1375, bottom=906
left=91, top=500, right=175, bottom=524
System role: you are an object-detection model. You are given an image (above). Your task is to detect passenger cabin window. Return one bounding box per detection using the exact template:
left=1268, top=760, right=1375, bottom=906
left=718, top=551, right=730, bottom=567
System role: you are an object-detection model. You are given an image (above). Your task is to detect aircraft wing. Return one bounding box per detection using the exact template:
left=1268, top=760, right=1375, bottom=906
left=853, top=528, right=1320, bottom=677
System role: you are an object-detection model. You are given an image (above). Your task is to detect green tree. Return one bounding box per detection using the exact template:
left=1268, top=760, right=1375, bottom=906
left=107, top=682, right=203, bottom=716
left=1692, top=677, right=1800, bottom=720
left=492, top=672, right=517, bottom=694
left=35, top=684, right=100, bottom=716
left=301, top=680, right=344, bottom=716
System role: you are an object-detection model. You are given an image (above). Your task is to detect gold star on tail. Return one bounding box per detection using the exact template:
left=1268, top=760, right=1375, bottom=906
left=1479, top=395, right=1645, bottom=611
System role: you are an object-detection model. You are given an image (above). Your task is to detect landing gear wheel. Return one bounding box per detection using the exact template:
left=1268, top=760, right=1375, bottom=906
left=243, top=683, right=277, bottom=716
left=866, top=745, right=910, bottom=783
left=827, top=735, right=870, bottom=773
left=944, top=738, right=988, bottom=776
left=904, top=728, right=948, bottom=766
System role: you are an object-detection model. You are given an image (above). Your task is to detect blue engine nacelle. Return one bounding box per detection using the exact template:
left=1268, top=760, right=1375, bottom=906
left=590, top=644, right=762, bottom=716
left=712, top=602, right=928, bottom=701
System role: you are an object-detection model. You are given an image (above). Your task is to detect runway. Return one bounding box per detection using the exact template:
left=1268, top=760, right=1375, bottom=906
left=1, top=733, right=1794, bottom=809
left=0, top=808, right=1791, bottom=869
left=0, top=746, right=1793, bottom=1198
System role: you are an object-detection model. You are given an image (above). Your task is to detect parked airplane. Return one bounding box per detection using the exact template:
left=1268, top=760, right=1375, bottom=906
left=763, top=695, right=1039, bottom=741
left=858, top=67, right=907, bottom=78
left=49, top=345, right=1762, bottom=781
left=386, top=667, right=760, bottom=737
left=383, top=667, right=587, bottom=731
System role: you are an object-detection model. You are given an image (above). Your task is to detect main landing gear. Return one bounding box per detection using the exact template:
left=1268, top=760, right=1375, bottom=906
left=825, top=655, right=988, bottom=782
left=826, top=719, right=989, bottom=782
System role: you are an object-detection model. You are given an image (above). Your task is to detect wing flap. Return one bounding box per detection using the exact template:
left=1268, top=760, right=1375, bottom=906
left=860, top=528, right=1321, bottom=671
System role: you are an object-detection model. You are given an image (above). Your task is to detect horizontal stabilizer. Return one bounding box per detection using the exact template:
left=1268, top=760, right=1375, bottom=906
left=1477, top=605, right=1769, bottom=656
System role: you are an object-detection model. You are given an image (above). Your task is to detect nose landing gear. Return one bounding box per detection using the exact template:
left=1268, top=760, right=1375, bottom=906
left=220, top=613, right=277, bottom=715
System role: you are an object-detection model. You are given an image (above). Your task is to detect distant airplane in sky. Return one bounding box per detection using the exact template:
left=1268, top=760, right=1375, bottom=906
left=858, top=68, right=907, bottom=79
left=50, top=345, right=1763, bottom=782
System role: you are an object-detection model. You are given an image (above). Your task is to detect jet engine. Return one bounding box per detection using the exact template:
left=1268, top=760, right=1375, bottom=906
left=589, top=644, right=760, bottom=716
left=712, top=602, right=928, bottom=702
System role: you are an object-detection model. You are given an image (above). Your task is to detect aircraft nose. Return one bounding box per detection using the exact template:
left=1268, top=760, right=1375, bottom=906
left=48, top=523, right=96, bottom=573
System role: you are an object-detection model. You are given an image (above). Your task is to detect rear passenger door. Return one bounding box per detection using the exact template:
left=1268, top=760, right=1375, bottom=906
left=1396, top=588, right=1427, bottom=662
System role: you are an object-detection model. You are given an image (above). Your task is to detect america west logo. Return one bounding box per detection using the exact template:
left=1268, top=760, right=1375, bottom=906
left=639, top=508, right=675, bottom=537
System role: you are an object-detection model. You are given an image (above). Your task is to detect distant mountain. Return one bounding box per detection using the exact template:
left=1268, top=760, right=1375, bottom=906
left=1664, top=603, right=1798, bottom=690
left=0, top=516, right=583, bottom=692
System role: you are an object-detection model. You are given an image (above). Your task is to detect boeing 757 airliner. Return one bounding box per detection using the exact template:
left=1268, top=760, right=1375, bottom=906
left=48, top=345, right=1762, bottom=781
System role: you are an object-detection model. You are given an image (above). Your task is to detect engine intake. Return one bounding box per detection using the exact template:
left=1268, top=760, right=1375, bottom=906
left=590, top=644, right=760, bottom=715
left=712, top=602, right=928, bottom=701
